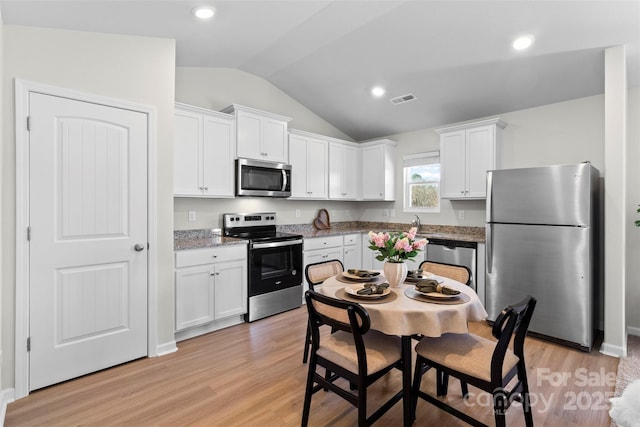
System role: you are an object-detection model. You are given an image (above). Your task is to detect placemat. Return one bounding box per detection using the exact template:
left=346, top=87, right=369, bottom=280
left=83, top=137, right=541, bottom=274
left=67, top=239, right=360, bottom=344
left=335, top=274, right=385, bottom=285
left=403, top=287, right=470, bottom=305
left=334, top=288, right=398, bottom=304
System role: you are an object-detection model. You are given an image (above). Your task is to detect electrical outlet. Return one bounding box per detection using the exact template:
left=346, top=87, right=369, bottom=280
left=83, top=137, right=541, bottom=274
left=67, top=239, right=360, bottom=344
left=188, top=211, right=197, bottom=222
left=295, top=209, right=301, bottom=218
left=458, top=210, right=465, bottom=220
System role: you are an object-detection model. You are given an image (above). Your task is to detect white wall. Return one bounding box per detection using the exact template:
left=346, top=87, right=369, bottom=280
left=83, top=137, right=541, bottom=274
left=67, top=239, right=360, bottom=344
left=1, top=25, right=176, bottom=390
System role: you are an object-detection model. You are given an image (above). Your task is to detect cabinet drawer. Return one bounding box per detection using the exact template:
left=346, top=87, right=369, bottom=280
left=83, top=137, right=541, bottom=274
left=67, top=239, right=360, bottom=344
left=175, top=244, right=247, bottom=268
left=343, top=233, right=360, bottom=246
left=303, top=236, right=343, bottom=251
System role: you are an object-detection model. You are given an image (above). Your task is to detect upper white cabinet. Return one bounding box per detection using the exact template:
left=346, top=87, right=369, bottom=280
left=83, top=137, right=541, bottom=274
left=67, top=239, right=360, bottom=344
left=288, top=129, right=328, bottom=199
left=436, top=118, right=506, bottom=199
left=174, top=103, right=235, bottom=198
left=221, top=104, right=292, bottom=163
left=328, top=139, right=360, bottom=200
left=360, top=139, right=397, bottom=201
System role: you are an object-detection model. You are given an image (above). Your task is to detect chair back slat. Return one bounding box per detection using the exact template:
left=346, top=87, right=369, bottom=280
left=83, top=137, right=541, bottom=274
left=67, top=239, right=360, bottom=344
left=305, top=260, right=344, bottom=286
left=419, top=261, right=471, bottom=285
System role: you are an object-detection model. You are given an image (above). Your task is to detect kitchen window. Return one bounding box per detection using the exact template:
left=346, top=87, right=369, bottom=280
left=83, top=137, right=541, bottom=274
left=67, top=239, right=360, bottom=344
left=403, top=151, right=440, bottom=212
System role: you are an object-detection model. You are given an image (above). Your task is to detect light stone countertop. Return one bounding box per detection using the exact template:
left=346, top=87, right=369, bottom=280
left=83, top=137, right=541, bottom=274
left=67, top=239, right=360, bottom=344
left=174, top=222, right=485, bottom=251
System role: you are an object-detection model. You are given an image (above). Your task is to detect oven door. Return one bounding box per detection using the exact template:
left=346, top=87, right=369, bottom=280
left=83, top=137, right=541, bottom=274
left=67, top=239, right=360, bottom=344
left=249, top=239, right=303, bottom=296
left=236, top=158, right=291, bottom=197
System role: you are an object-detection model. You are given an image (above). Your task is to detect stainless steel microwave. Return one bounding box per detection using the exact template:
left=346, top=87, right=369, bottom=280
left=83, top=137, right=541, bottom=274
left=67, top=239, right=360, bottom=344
left=236, top=158, right=292, bottom=198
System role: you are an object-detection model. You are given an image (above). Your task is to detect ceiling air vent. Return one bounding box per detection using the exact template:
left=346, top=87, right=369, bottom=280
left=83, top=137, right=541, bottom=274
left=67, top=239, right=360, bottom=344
left=390, top=93, right=417, bottom=106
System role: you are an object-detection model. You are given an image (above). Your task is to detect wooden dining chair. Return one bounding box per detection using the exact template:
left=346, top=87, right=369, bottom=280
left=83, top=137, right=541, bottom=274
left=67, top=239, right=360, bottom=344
left=303, top=259, right=344, bottom=363
left=419, top=260, right=472, bottom=285
left=411, top=295, right=537, bottom=427
left=301, top=290, right=405, bottom=427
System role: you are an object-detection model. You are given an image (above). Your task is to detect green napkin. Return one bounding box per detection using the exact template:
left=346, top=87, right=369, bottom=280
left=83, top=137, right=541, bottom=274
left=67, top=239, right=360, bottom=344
left=414, top=279, right=460, bottom=295
left=357, top=282, right=389, bottom=295
left=348, top=269, right=380, bottom=278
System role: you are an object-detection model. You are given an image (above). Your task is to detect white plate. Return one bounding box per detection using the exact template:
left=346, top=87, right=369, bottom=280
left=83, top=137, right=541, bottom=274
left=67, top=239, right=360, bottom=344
left=342, top=271, right=381, bottom=281
left=344, top=284, right=391, bottom=299
left=414, top=289, right=459, bottom=299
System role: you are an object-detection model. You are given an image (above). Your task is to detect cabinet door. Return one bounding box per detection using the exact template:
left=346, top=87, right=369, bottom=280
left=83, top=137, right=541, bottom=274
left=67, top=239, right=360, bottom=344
left=440, top=130, right=466, bottom=198
left=174, top=110, right=203, bottom=196
left=343, top=145, right=359, bottom=199
left=361, top=144, right=385, bottom=199
left=175, top=265, right=215, bottom=331
left=214, top=260, right=247, bottom=319
left=307, top=138, right=328, bottom=198
left=202, top=115, right=234, bottom=197
left=465, top=126, right=495, bottom=198
left=236, top=110, right=263, bottom=160
left=263, top=118, right=288, bottom=163
left=343, top=245, right=361, bottom=269
left=328, top=143, right=345, bottom=199
left=289, top=134, right=310, bottom=198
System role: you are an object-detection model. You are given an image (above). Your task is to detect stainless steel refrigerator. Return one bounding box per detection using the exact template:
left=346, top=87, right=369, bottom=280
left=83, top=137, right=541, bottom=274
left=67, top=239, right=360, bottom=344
left=485, top=163, right=601, bottom=351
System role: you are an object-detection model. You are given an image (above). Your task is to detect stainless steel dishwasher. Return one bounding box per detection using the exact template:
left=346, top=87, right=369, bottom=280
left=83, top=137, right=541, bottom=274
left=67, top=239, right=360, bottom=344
left=424, top=239, right=477, bottom=291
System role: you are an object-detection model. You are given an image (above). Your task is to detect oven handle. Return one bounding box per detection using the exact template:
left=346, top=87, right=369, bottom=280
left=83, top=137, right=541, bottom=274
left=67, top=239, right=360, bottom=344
left=251, top=239, right=303, bottom=249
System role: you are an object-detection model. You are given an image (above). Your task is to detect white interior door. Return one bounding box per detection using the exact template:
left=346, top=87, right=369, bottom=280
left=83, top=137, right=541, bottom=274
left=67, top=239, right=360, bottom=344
left=28, top=92, right=148, bottom=391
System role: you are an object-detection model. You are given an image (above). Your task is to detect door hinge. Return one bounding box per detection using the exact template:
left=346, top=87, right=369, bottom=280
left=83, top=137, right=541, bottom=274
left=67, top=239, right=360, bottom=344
left=27, top=116, right=31, bottom=131
left=27, top=226, right=31, bottom=241
left=27, top=337, right=31, bottom=352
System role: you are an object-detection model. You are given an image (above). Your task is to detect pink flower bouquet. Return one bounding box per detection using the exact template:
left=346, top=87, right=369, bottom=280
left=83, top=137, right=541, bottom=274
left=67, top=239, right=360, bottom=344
left=367, top=227, right=428, bottom=263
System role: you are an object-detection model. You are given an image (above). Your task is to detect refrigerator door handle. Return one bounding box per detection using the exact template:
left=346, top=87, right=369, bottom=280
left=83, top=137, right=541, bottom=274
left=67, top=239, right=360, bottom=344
left=486, top=224, right=493, bottom=274
left=486, top=171, right=493, bottom=223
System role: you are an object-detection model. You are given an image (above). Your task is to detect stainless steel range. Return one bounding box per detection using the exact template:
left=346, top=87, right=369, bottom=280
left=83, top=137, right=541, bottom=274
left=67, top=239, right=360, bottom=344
left=223, top=213, right=303, bottom=322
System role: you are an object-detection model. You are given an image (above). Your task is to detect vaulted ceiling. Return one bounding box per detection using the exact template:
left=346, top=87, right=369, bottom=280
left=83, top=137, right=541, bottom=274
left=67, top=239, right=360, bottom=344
left=2, top=0, right=638, bottom=140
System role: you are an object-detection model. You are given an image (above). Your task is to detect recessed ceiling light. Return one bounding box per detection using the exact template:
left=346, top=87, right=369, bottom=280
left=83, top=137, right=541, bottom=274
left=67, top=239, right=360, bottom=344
left=371, top=86, right=385, bottom=98
left=512, top=35, right=534, bottom=51
left=193, top=6, right=215, bottom=20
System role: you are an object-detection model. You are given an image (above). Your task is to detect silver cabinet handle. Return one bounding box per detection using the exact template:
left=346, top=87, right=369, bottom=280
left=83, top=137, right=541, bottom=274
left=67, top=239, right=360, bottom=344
left=134, top=243, right=145, bottom=252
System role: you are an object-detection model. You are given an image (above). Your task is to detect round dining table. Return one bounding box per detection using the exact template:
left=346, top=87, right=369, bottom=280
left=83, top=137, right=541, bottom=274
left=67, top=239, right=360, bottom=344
left=318, top=272, right=488, bottom=427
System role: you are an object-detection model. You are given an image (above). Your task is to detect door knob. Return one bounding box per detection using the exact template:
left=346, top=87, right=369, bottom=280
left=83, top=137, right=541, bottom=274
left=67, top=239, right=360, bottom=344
left=134, top=243, right=145, bottom=252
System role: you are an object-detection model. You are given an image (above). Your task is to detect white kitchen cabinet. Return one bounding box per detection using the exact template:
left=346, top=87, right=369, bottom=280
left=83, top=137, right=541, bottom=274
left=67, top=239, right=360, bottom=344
left=288, top=130, right=328, bottom=199
left=174, top=244, right=247, bottom=338
left=221, top=104, right=292, bottom=163
left=360, top=139, right=397, bottom=201
left=328, top=139, right=360, bottom=200
left=342, top=233, right=362, bottom=269
left=174, top=103, right=235, bottom=197
left=436, top=118, right=506, bottom=199
left=302, top=236, right=343, bottom=296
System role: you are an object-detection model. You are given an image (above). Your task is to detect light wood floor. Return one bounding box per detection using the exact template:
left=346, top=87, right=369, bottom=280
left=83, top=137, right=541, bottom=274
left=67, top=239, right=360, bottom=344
left=6, top=307, right=618, bottom=426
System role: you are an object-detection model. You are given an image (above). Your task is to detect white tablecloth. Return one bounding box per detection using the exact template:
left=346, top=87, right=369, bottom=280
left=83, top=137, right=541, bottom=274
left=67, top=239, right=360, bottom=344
left=319, top=275, right=488, bottom=337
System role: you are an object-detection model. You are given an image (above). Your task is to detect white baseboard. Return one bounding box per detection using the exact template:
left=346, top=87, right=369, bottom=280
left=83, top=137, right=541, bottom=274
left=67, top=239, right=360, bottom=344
left=601, top=341, right=627, bottom=358
left=155, top=340, right=178, bottom=357
left=1, top=388, right=16, bottom=425
left=627, top=326, right=640, bottom=337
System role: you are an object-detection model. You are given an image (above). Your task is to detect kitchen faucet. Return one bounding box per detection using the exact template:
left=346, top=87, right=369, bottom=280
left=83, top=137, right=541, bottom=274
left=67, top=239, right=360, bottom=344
left=411, top=215, right=421, bottom=230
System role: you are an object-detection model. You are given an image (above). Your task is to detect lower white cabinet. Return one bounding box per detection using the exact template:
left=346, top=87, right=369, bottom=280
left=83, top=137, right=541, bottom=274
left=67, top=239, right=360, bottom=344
left=175, top=245, right=247, bottom=338
left=342, top=233, right=361, bottom=269
left=303, top=236, right=343, bottom=295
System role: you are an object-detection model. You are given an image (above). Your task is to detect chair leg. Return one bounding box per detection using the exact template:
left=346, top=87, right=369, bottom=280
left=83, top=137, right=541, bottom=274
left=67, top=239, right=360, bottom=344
left=460, top=381, right=469, bottom=398
left=493, top=389, right=507, bottom=427
left=301, top=358, right=317, bottom=427
left=357, top=380, right=367, bottom=427
left=436, top=370, right=449, bottom=396
left=302, top=324, right=311, bottom=364
left=411, top=356, right=425, bottom=420
left=519, top=369, right=534, bottom=427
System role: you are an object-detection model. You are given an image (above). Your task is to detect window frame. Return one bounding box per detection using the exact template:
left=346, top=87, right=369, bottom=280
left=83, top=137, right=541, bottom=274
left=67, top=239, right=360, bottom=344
left=403, top=151, right=441, bottom=213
